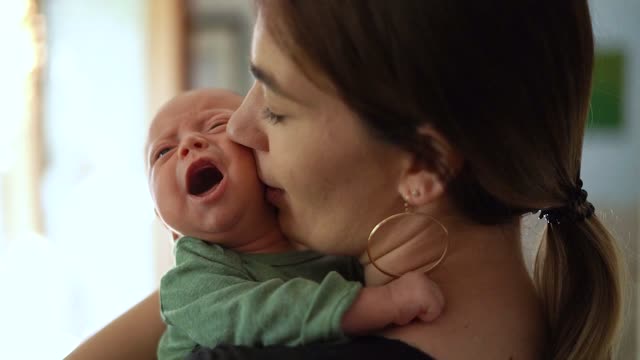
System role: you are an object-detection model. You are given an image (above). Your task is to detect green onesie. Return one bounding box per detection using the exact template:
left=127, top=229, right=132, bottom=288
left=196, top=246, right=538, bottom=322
left=157, top=236, right=363, bottom=360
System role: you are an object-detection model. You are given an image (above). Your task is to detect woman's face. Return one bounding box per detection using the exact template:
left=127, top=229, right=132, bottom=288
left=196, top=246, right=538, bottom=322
left=227, top=15, right=410, bottom=256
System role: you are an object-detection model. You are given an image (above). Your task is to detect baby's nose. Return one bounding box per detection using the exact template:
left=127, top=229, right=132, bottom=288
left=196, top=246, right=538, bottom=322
left=179, top=136, right=208, bottom=158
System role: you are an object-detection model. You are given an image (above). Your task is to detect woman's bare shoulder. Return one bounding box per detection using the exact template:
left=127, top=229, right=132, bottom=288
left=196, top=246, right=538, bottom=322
left=382, top=271, right=546, bottom=360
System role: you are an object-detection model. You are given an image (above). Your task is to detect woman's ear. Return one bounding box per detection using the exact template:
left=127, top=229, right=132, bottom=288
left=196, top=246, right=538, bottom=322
left=398, top=165, right=445, bottom=206
left=398, top=125, right=462, bottom=207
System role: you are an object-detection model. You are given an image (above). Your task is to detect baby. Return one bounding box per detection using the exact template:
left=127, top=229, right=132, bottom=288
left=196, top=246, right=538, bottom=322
left=146, top=89, right=444, bottom=360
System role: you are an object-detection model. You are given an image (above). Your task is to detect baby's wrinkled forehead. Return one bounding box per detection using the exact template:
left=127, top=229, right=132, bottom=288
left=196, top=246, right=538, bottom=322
left=146, top=107, right=230, bottom=151
left=147, top=90, right=241, bottom=138
left=145, top=90, right=242, bottom=167
left=152, top=107, right=225, bottom=130
left=155, top=87, right=238, bottom=118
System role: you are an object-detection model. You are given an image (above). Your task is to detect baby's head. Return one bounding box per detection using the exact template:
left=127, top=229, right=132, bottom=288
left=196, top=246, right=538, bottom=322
left=146, top=89, right=276, bottom=245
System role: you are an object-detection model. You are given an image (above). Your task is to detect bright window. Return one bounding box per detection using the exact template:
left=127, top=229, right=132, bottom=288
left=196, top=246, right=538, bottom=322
left=0, top=1, right=155, bottom=359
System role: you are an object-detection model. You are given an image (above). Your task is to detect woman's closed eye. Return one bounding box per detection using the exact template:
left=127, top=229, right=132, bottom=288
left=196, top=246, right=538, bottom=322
left=262, top=107, right=286, bottom=124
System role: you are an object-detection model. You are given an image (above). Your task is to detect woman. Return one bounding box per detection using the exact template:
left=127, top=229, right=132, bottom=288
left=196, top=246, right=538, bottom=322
left=66, top=1, right=623, bottom=359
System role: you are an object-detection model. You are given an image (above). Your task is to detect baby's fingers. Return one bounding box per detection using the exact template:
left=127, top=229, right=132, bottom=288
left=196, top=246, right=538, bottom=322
left=418, top=279, right=445, bottom=322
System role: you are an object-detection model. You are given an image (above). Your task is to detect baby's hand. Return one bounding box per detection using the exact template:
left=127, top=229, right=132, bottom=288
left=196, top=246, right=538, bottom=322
left=387, top=271, right=445, bottom=325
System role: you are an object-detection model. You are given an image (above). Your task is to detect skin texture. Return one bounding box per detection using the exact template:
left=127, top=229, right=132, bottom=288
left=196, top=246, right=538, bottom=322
left=226, top=14, right=546, bottom=360
left=146, top=89, right=289, bottom=253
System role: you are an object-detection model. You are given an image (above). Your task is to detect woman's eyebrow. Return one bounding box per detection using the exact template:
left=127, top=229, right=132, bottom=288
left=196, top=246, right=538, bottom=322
left=250, top=63, right=299, bottom=102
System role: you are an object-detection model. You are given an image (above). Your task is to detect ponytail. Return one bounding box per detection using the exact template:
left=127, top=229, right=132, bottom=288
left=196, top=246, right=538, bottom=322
left=534, top=215, right=624, bottom=359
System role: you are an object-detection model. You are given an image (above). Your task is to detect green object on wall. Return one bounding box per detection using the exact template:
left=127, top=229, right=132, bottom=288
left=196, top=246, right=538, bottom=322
left=589, top=50, right=625, bottom=130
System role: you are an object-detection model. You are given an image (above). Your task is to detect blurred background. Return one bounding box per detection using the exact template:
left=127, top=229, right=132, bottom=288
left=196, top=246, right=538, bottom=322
left=0, top=0, right=637, bottom=358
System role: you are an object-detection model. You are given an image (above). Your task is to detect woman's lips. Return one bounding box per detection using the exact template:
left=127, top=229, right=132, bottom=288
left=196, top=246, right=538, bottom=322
left=265, top=186, right=285, bottom=206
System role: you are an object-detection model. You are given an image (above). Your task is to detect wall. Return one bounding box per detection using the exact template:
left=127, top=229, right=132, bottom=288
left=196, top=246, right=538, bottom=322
left=585, top=0, right=640, bottom=357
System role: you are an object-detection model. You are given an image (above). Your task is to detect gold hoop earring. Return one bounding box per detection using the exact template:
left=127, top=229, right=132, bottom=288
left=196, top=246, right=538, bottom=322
left=366, top=203, right=449, bottom=278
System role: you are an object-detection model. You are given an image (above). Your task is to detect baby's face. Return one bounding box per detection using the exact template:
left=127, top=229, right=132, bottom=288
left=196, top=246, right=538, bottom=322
left=146, top=89, right=265, bottom=243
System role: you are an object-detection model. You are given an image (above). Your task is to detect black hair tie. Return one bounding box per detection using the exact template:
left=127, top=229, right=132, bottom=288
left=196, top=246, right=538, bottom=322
left=539, top=179, right=595, bottom=225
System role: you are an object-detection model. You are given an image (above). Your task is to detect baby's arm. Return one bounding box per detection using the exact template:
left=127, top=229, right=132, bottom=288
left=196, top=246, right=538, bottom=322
left=160, top=238, right=362, bottom=349
left=341, top=271, right=444, bottom=335
left=162, top=238, right=443, bottom=351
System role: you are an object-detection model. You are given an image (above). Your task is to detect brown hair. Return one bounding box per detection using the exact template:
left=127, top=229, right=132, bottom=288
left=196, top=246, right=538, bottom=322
left=257, top=0, right=624, bottom=358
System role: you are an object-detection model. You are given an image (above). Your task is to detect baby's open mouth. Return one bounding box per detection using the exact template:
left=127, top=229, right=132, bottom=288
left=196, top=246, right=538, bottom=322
left=186, top=159, right=224, bottom=196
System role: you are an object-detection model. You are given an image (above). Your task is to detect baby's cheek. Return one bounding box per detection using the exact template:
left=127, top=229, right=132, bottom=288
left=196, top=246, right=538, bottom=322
left=227, top=139, right=255, bottom=158
left=148, top=176, right=160, bottom=204
left=151, top=176, right=173, bottom=213
left=231, top=146, right=259, bottom=173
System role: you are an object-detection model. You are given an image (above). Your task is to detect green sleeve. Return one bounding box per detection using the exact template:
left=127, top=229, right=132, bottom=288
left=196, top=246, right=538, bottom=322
left=160, top=238, right=362, bottom=348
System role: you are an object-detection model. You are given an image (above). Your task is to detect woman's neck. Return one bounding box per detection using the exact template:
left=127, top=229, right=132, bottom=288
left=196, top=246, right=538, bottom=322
left=364, top=216, right=546, bottom=359
left=359, top=215, right=525, bottom=286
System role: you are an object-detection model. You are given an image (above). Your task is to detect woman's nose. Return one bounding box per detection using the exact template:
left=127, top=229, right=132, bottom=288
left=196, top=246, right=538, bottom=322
left=227, top=82, right=269, bottom=151
left=179, top=134, right=208, bottom=158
